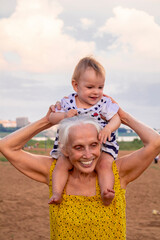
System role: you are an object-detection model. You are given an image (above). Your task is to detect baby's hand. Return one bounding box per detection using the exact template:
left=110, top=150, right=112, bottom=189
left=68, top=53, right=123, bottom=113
left=98, top=127, right=111, bottom=144
left=65, top=109, right=78, bottom=118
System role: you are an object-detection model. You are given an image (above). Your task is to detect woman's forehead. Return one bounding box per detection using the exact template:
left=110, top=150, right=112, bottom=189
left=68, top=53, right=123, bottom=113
left=68, top=124, right=98, bottom=142
left=69, top=123, right=97, bottom=133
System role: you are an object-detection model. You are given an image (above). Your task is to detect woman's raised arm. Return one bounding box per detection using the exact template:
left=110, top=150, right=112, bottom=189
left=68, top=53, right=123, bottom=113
left=0, top=108, right=54, bottom=185
left=117, top=108, right=160, bottom=188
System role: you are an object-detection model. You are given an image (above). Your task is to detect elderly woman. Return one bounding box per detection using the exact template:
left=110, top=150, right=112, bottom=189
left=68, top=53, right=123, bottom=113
left=0, top=106, right=160, bottom=240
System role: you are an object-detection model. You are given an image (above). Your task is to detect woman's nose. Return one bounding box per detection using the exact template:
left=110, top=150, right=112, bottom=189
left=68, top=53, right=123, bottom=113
left=83, top=148, right=92, bottom=159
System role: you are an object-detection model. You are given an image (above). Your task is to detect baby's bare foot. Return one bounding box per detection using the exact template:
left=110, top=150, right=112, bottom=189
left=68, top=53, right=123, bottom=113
left=102, top=189, right=115, bottom=206
left=48, top=193, right=62, bottom=204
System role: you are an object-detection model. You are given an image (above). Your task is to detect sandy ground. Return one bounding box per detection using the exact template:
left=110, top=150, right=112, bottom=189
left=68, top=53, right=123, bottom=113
left=0, top=150, right=160, bottom=240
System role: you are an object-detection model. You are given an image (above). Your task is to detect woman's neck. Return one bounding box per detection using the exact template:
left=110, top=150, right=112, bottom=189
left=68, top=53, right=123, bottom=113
left=65, top=168, right=97, bottom=196
left=71, top=167, right=96, bottom=181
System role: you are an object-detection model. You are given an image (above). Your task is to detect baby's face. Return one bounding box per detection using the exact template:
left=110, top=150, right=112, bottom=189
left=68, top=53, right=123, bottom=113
left=73, top=67, right=105, bottom=108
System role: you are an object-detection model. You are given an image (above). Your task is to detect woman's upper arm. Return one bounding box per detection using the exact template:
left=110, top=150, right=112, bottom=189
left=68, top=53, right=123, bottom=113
left=2, top=148, right=53, bottom=184
left=0, top=116, right=54, bottom=185
left=117, top=144, right=159, bottom=188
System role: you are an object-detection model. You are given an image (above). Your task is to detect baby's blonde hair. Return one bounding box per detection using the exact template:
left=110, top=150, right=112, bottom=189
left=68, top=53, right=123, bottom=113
left=72, top=56, right=105, bottom=82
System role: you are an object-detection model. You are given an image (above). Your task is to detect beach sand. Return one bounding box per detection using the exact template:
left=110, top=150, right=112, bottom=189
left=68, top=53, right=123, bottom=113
left=0, top=151, right=160, bottom=240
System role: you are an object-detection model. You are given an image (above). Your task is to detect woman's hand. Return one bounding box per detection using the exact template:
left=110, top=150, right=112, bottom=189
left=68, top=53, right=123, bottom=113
left=54, top=101, right=62, bottom=110
left=46, top=101, right=62, bottom=122
left=103, top=94, right=118, bottom=105
left=45, top=105, right=56, bottom=122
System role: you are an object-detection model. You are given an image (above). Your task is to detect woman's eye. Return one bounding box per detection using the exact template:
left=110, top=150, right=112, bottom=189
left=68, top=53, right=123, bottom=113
left=91, top=143, right=98, bottom=147
left=75, top=146, right=82, bottom=150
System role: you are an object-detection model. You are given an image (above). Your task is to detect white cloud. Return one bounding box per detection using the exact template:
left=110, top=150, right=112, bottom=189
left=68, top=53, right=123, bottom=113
left=65, top=26, right=76, bottom=32
left=0, top=0, right=95, bottom=73
left=0, top=1, right=159, bottom=129
left=80, top=18, right=94, bottom=30
left=97, top=6, right=160, bottom=73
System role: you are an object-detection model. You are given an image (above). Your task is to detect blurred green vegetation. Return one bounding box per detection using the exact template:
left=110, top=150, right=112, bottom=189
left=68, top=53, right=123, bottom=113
left=118, top=139, right=143, bottom=150
left=25, top=139, right=54, bottom=148
left=0, top=156, right=8, bottom=162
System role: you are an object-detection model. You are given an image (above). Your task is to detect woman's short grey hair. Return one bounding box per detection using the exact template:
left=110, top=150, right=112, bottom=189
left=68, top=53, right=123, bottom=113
left=59, top=115, right=102, bottom=150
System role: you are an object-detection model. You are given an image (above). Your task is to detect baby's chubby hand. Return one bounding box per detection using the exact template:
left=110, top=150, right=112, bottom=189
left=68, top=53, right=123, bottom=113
left=65, top=109, right=78, bottom=118
left=98, top=127, right=111, bottom=144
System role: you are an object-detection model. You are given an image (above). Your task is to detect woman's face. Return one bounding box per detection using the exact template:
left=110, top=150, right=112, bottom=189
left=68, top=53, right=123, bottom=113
left=64, top=123, right=101, bottom=174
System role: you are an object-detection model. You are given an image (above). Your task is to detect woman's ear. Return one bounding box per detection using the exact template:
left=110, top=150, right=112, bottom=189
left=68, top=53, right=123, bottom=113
left=72, top=79, right=78, bottom=92
left=61, top=147, right=69, bottom=157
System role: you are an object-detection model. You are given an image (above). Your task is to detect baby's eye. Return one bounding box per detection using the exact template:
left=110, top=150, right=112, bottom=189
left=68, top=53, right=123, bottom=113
left=86, top=86, right=92, bottom=89
left=99, top=86, right=104, bottom=89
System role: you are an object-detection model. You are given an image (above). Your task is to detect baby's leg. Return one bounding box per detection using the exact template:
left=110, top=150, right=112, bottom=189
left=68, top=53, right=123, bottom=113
left=48, top=155, right=73, bottom=204
left=96, top=152, right=115, bottom=206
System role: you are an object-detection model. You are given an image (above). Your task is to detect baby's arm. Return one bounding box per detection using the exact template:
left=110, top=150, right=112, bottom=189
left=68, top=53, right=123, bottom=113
left=99, top=113, right=121, bottom=144
left=49, top=109, right=78, bottom=125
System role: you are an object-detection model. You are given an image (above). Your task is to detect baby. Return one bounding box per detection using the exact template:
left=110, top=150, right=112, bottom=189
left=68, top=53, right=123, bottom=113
left=48, top=57, right=121, bottom=206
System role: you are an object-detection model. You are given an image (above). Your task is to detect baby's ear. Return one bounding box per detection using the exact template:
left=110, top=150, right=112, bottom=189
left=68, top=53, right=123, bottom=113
left=72, top=79, right=78, bottom=92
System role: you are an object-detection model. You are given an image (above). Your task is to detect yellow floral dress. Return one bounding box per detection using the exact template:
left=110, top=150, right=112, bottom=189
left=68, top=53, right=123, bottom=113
left=49, top=161, right=126, bottom=239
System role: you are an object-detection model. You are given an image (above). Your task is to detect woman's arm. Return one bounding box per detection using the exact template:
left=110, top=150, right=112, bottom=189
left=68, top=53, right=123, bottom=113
left=0, top=109, right=54, bottom=185
left=116, top=108, right=160, bottom=188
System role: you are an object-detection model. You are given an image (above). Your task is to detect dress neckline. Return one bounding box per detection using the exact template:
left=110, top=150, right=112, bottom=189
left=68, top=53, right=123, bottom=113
left=63, top=175, right=100, bottom=198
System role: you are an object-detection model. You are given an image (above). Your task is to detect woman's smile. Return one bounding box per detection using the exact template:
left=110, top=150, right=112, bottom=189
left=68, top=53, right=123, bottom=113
left=79, top=159, right=94, bottom=167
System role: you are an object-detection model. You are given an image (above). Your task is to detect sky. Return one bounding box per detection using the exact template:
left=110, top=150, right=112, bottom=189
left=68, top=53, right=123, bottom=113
left=0, top=0, right=160, bottom=128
